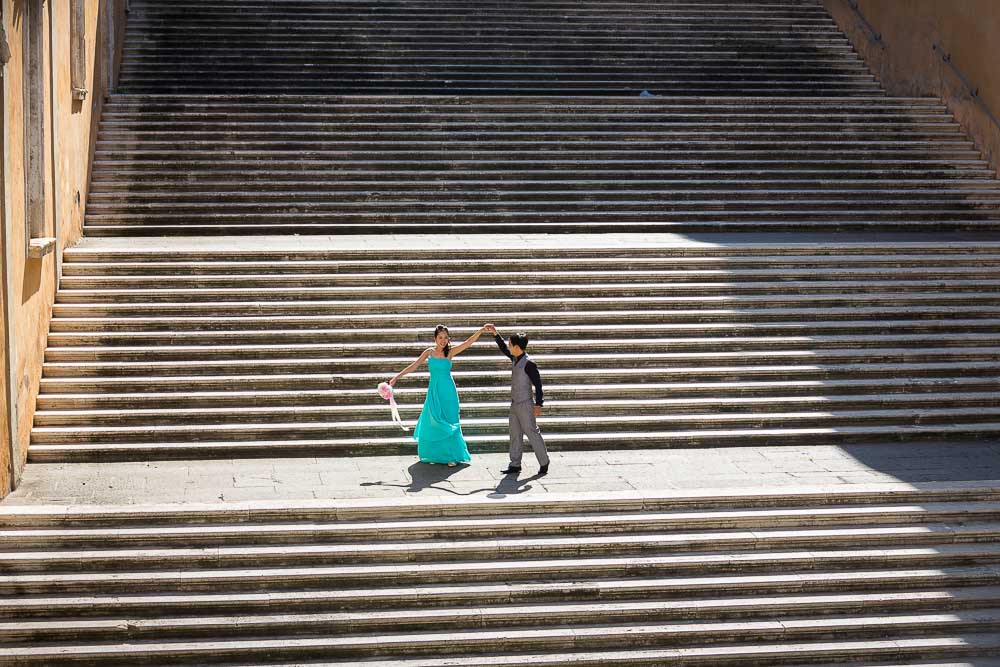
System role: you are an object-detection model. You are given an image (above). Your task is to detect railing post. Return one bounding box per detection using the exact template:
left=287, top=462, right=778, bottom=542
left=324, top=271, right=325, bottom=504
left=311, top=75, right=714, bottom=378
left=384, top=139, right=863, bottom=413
left=932, top=43, right=1000, bottom=136
left=845, top=0, right=883, bottom=46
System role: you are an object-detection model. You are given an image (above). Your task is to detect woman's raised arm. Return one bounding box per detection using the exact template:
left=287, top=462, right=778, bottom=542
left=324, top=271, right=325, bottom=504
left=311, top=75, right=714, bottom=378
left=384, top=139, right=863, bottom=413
left=389, top=347, right=432, bottom=386
left=449, top=326, right=489, bottom=359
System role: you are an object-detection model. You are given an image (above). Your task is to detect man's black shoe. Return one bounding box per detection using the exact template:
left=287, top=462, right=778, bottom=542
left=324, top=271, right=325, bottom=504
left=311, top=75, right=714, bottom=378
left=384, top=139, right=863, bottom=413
left=500, top=466, right=522, bottom=475
left=538, top=464, right=549, bottom=476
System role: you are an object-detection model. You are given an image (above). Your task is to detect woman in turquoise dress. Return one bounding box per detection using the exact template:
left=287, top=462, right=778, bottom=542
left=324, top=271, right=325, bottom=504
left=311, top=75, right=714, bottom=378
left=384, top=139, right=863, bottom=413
left=388, top=324, right=489, bottom=466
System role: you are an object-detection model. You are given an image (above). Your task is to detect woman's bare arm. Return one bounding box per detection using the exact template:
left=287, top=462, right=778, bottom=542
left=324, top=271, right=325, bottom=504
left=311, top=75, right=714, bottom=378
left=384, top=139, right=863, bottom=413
left=449, top=326, right=489, bottom=358
left=389, top=348, right=432, bottom=385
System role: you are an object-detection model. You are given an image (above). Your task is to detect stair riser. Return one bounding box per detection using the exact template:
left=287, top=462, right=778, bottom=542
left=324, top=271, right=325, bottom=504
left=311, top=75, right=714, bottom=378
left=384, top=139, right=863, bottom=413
left=7, top=618, right=1000, bottom=665
left=34, top=380, right=1000, bottom=409
left=82, top=222, right=1000, bottom=236
left=6, top=571, right=999, bottom=621
left=9, top=521, right=1000, bottom=575
left=28, top=410, right=1000, bottom=444
left=39, top=350, right=1000, bottom=377
left=33, top=397, right=1000, bottom=428
left=60, top=261, right=1000, bottom=276
left=51, top=286, right=1000, bottom=305
left=49, top=295, right=1000, bottom=317
left=37, top=365, right=1000, bottom=394
left=43, top=339, right=1000, bottom=362
left=10, top=509, right=1000, bottom=550
left=24, top=427, right=1000, bottom=461
left=8, top=547, right=1000, bottom=597
left=9, top=596, right=1000, bottom=646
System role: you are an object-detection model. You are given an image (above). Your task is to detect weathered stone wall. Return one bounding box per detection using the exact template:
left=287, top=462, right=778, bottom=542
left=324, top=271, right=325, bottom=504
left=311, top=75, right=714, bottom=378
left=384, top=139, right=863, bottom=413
left=824, top=0, right=1000, bottom=176
left=1, top=0, right=125, bottom=494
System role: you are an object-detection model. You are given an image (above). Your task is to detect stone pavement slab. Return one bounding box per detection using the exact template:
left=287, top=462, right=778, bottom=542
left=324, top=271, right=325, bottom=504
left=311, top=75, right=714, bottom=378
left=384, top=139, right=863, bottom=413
left=6, top=442, right=1000, bottom=506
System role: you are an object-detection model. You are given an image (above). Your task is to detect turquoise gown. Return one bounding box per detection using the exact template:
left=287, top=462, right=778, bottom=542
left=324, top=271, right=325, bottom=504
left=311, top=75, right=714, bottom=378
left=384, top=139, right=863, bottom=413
left=413, top=356, right=471, bottom=464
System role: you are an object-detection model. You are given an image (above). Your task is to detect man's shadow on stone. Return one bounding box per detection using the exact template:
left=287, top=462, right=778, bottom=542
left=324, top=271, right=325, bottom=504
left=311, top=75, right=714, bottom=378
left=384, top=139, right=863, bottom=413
left=360, top=462, right=542, bottom=497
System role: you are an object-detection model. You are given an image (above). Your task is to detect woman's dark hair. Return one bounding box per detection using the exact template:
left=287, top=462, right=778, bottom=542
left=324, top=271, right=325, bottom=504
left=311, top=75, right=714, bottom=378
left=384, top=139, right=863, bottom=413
left=434, top=325, right=451, bottom=358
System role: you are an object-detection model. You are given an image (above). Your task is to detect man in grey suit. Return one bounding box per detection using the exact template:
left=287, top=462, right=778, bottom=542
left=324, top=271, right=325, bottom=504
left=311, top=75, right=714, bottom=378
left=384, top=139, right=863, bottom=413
left=485, top=324, right=549, bottom=476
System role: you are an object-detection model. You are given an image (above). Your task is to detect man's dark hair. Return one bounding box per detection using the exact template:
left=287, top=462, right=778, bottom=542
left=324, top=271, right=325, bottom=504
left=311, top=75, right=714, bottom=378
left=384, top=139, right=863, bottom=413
left=510, top=332, right=529, bottom=350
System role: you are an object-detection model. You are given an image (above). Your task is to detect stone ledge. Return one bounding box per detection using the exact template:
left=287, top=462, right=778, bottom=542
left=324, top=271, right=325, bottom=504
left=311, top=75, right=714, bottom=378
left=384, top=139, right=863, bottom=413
left=27, top=237, right=56, bottom=259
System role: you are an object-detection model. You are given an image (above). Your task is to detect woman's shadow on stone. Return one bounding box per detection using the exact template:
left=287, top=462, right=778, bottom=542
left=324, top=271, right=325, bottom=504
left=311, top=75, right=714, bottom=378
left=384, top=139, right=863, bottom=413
left=359, top=462, right=541, bottom=497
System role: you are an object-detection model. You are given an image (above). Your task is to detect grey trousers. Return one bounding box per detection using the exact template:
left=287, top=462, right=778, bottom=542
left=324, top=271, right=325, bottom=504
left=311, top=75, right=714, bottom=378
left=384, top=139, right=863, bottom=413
left=509, top=400, right=549, bottom=467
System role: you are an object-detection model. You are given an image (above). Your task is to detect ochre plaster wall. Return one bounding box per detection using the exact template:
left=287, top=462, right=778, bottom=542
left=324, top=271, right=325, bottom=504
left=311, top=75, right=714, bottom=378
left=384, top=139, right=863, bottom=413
left=825, top=0, right=1000, bottom=176
left=2, top=0, right=119, bottom=494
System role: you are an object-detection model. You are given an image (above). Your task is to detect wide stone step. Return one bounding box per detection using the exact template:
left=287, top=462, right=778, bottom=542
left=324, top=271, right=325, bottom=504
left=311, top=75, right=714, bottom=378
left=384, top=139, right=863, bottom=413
left=96, top=110, right=951, bottom=121
left=56, top=264, right=1000, bottom=281
left=91, top=180, right=997, bottom=195
left=7, top=613, right=1000, bottom=664
left=210, top=638, right=1000, bottom=667
left=51, top=282, right=1000, bottom=305
left=84, top=201, right=1000, bottom=217
left=49, top=306, right=1000, bottom=334
left=28, top=524, right=1000, bottom=571
left=48, top=291, right=1000, bottom=316
left=58, top=253, right=1000, bottom=273
left=54, top=258, right=1000, bottom=276
left=120, top=54, right=861, bottom=64
left=47, top=279, right=1000, bottom=298
left=90, top=142, right=980, bottom=155
left=31, top=393, right=1000, bottom=428
left=125, top=13, right=841, bottom=26
left=97, top=110, right=951, bottom=123
left=87, top=157, right=986, bottom=169
left=40, top=347, right=1000, bottom=377
left=89, top=186, right=992, bottom=199
left=120, top=59, right=870, bottom=73
left=103, top=128, right=958, bottom=143
left=43, top=319, right=1000, bottom=345
left=6, top=537, right=1000, bottom=590
left=42, top=333, right=1000, bottom=359
left=27, top=406, right=1000, bottom=445
left=36, top=361, right=1000, bottom=396
left=90, top=165, right=970, bottom=181
left=5, top=567, right=999, bottom=620
left=87, top=187, right=992, bottom=201
left=120, top=73, right=875, bottom=83
left=94, top=206, right=1000, bottom=222
left=8, top=590, right=1000, bottom=645
left=25, top=423, right=1000, bottom=462
left=83, top=220, right=1000, bottom=237
left=11, top=485, right=997, bottom=526
left=121, top=82, right=880, bottom=96
left=98, top=96, right=940, bottom=110
left=33, top=377, right=1000, bottom=410
left=97, top=94, right=943, bottom=106
left=61, top=242, right=1000, bottom=261
left=87, top=164, right=992, bottom=178
left=5, top=502, right=999, bottom=549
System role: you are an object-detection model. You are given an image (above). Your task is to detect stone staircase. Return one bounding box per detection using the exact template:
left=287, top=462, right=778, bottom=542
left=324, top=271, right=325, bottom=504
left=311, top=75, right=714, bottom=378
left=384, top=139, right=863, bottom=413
left=3, top=485, right=1000, bottom=664
left=87, top=0, right=1000, bottom=236
left=85, top=96, right=1000, bottom=236
left=29, top=239, right=1000, bottom=463
left=16, top=0, right=1000, bottom=661
left=119, top=0, right=879, bottom=96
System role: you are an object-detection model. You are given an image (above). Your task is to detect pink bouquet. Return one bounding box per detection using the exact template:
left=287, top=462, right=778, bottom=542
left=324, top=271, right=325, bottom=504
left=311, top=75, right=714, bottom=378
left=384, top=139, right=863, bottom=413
left=378, top=382, right=408, bottom=431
